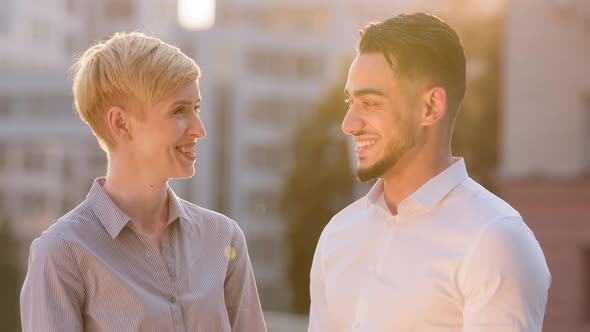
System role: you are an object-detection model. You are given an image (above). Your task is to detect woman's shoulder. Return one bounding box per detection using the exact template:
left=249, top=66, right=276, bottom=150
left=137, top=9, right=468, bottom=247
left=38, top=200, right=96, bottom=242
left=176, top=199, right=241, bottom=234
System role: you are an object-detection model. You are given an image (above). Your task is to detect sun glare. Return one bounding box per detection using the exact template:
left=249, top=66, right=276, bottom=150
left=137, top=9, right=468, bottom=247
left=178, top=0, right=215, bottom=30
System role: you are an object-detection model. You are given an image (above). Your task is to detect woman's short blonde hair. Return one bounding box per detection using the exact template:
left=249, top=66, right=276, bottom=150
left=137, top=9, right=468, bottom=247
left=71, top=32, right=200, bottom=152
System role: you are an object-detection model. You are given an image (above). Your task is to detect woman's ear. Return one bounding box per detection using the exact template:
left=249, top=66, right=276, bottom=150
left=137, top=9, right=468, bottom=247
left=107, top=106, right=133, bottom=142
left=420, top=86, right=447, bottom=127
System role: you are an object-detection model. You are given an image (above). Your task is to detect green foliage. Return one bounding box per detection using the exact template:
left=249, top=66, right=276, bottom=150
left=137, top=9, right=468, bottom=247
left=451, top=16, right=502, bottom=191
left=280, top=85, right=354, bottom=314
left=0, top=221, right=24, bottom=331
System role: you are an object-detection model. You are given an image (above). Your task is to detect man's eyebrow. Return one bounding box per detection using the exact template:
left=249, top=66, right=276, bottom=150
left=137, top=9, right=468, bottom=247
left=344, top=88, right=385, bottom=97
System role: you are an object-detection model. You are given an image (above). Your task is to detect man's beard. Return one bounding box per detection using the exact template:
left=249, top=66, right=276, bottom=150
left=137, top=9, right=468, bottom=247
left=356, top=123, right=415, bottom=183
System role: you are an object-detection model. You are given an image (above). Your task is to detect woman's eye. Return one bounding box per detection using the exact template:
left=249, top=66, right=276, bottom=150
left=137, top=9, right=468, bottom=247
left=174, top=108, right=185, bottom=115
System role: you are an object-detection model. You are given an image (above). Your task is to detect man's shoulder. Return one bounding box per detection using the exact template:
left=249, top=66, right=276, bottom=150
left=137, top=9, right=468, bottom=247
left=452, top=178, right=521, bottom=222
left=324, top=195, right=369, bottom=230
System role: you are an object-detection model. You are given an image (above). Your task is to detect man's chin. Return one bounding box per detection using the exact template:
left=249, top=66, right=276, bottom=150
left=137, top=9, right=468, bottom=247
left=356, top=165, right=380, bottom=183
left=355, top=156, right=397, bottom=183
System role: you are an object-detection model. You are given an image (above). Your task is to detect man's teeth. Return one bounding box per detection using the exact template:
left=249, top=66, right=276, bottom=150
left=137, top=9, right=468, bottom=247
left=178, top=146, right=195, bottom=154
left=357, top=140, right=376, bottom=148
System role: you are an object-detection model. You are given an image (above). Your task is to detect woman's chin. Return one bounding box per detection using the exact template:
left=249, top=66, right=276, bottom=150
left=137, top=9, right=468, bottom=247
left=173, top=166, right=196, bottom=179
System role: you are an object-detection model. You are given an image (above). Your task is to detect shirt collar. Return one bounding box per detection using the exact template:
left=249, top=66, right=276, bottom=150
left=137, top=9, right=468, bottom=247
left=366, top=157, right=468, bottom=212
left=166, top=185, right=191, bottom=224
left=87, top=178, right=191, bottom=239
left=367, top=178, right=385, bottom=205
left=410, top=157, right=468, bottom=211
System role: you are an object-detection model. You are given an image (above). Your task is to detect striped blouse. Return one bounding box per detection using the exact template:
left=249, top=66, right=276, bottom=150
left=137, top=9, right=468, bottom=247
left=20, top=178, right=267, bottom=332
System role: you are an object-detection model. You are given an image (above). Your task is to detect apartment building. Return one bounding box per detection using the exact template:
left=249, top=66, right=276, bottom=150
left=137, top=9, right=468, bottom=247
left=500, top=1, right=590, bottom=330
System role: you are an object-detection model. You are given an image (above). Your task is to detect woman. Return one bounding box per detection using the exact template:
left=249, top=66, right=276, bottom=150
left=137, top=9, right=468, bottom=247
left=20, top=32, right=266, bottom=332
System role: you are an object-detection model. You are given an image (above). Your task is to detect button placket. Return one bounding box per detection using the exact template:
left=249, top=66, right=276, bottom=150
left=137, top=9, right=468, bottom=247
left=374, top=222, right=394, bottom=277
left=161, top=225, right=186, bottom=332
left=130, top=224, right=174, bottom=288
left=127, top=222, right=184, bottom=331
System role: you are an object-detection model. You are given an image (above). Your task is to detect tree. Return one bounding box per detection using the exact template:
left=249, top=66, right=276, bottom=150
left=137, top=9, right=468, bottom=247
left=280, top=82, right=355, bottom=314
left=0, top=220, right=24, bottom=331
left=451, top=15, right=503, bottom=191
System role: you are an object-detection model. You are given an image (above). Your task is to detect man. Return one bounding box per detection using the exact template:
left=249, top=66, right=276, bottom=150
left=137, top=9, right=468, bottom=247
left=308, top=13, right=550, bottom=331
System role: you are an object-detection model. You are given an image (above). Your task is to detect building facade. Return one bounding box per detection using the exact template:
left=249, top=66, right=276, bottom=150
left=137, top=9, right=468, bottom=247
left=501, top=0, right=590, bottom=330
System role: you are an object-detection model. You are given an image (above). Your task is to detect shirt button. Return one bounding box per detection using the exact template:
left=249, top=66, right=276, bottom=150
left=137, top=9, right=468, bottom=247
left=168, top=295, right=177, bottom=303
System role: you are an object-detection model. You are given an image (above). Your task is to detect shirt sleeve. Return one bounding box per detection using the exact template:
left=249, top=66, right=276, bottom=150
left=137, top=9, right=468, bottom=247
left=308, top=232, right=334, bottom=332
left=20, top=236, right=85, bottom=332
left=224, top=220, right=267, bottom=332
left=460, top=216, right=551, bottom=332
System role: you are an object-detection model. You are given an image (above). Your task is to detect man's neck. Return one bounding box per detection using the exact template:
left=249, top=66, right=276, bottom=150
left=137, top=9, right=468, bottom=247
left=381, top=148, right=453, bottom=215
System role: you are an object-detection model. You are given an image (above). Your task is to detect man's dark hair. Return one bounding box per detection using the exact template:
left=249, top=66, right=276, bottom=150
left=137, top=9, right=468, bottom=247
left=359, top=13, right=466, bottom=115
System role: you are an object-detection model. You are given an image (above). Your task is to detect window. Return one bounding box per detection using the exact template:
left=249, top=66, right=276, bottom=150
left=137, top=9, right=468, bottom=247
left=0, top=191, right=5, bottom=215
left=28, top=19, right=50, bottom=45
left=254, top=8, right=328, bottom=33
left=247, top=50, right=290, bottom=78
left=246, top=235, right=280, bottom=262
left=307, top=9, right=328, bottom=32
left=296, top=54, right=323, bottom=79
left=0, top=0, right=12, bottom=33
left=246, top=144, right=288, bottom=171
left=583, top=92, right=590, bottom=173
left=22, top=145, right=45, bottom=173
left=62, top=157, right=73, bottom=179
left=61, top=197, right=76, bottom=214
left=105, top=0, right=135, bottom=19
left=218, top=6, right=240, bottom=25
left=0, top=97, right=12, bottom=117
left=87, top=151, right=107, bottom=175
left=23, top=192, right=47, bottom=214
left=247, top=50, right=323, bottom=80
left=585, top=247, right=590, bottom=323
left=247, top=97, right=312, bottom=126
left=65, top=0, right=76, bottom=14
left=246, top=190, right=279, bottom=218
left=65, top=34, right=76, bottom=56
left=0, top=143, right=7, bottom=171
left=248, top=98, right=288, bottom=125
left=213, top=85, right=233, bottom=214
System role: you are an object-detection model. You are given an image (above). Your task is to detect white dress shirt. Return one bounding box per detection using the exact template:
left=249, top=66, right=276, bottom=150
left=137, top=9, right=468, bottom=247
left=309, top=158, right=550, bottom=332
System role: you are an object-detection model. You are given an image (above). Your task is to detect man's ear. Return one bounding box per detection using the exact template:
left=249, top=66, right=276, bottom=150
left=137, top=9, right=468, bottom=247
left=107, top=106, right=133, bottom=142
left=420, top=86, right=447, bottom=126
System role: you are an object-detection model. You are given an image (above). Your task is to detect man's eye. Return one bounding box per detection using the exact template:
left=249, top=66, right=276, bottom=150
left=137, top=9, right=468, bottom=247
left=363, top=101, right=378, bottom=107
